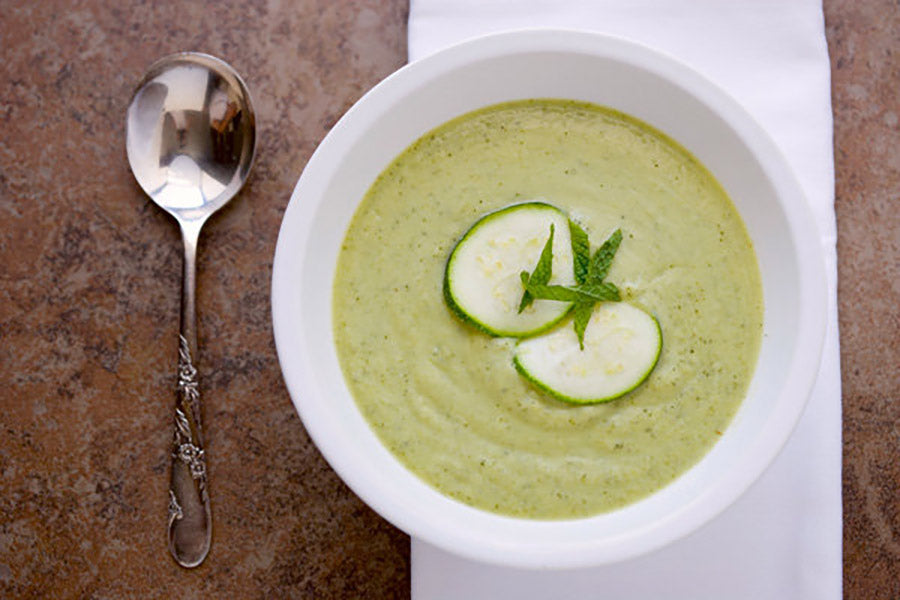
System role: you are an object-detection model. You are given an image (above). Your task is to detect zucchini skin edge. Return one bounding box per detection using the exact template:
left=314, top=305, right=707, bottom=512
left=512, top=313, right=663, bottom=405
left=441, top=202, right=571, bottom=338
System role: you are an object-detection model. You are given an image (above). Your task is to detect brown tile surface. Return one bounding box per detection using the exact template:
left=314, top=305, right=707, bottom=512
left=0, top=0, right=897, bottom=598
left=827, top=1, right=900, bottom=598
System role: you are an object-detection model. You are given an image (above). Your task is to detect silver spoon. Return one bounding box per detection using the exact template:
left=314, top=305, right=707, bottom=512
left=125, top=52, right=256, bottom=568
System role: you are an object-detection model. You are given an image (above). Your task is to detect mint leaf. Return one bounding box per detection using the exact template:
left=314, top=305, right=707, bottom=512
left=579, top=281, right=621, bottom=302
left=518, top=224, right=555, bottom=313
left=523, top=282, right=586, bottom=303
left=524, top=281, right=618, bottom=304
left=532, top=224, right=555, bottom=285
left=588, top=228, right=622, bottom=283
left=571, top=282, right=620, bottom=349
left=568, top=220, right=590, bottom=285
left=572, top=301, right=593, bottom=350
left=517, top=291, right=534, bottom=314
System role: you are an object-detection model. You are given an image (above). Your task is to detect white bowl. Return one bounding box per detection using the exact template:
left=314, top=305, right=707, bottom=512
left=271, top=30, right=827, bottom=569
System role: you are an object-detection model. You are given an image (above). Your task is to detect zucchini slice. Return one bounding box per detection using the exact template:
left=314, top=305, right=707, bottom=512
left=444, top=202, right=575, bottom=337
left=514, top=302, right=662, bottom=404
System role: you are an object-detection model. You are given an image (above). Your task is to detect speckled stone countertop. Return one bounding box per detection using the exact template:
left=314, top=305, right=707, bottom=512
left=0, top=1, right=896, bottom=598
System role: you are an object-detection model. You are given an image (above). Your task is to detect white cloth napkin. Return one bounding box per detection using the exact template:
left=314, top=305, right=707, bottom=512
left=407, top=1, right=841, bottom=599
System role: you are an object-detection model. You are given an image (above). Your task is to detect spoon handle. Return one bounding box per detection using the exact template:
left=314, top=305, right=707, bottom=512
left=167, top=220, right=212, bottom=568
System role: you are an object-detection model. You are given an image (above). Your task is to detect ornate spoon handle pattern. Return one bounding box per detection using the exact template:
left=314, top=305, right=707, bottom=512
left=167, top=224, right=212, bottom=568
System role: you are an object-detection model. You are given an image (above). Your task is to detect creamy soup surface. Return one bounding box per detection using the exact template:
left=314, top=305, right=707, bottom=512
left=333, top=100, right=762, bottom=519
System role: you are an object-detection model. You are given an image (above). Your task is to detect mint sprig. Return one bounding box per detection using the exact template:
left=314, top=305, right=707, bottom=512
left=519, top=223, right=623, bottom=349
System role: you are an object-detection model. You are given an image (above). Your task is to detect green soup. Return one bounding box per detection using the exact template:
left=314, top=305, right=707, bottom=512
left=333, top=100, right=762, bottom=519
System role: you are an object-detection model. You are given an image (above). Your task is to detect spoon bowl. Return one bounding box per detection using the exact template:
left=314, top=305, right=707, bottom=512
left=126, top=52, right=256, bottom=568
left=127, top=52, right=256, bottom=221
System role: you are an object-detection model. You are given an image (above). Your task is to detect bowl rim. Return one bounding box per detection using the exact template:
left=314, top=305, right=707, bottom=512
left=271, top=28, right=828, bottom=568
